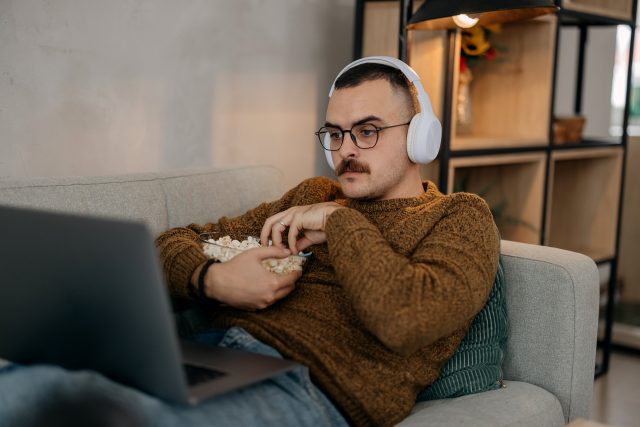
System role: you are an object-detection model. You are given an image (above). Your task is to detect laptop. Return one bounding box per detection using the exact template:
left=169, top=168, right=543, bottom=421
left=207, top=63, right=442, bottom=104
left=0, top=205, right=298, bottom=405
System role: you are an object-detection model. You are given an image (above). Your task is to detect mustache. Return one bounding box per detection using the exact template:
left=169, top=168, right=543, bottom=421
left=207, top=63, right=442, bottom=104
left=335, top=159, right=370, bottom=176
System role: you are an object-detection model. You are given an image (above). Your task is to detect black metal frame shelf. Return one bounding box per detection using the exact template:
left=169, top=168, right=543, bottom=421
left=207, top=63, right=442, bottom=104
left=553, top=0, right=637, bottom=377
left=559, top=8, right=635, bottom=26
left=551, top=140, right=625, bottom=150
left=596, top=257, right=616, bottom=265
left=449, top=146, right=548, bottom=157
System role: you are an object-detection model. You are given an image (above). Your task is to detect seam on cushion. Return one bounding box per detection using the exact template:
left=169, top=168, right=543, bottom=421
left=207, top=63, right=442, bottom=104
left=159, top=180, right=171, bottom=233
left=501, top=253, right=577, bottom=423
left=0, top=165, right=281, bottom=190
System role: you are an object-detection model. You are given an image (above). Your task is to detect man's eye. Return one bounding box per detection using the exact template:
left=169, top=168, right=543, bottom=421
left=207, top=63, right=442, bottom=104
left=359, top=128, right=376, bottom=138
left=328, top=131, right=342, bottom=140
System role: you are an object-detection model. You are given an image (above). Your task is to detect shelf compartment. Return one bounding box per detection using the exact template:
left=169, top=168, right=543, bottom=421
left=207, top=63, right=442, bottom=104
left=450, top=17, right=557, bottom=150
left=560, top=0, right=634, bottom=22
left=448, top=153, right=546, bottom=244
left=546, top=147, right=623, bottom=261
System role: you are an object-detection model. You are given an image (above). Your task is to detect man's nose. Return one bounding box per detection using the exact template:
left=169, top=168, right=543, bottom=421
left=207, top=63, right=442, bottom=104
left=338, top=132, right=359, bottom=159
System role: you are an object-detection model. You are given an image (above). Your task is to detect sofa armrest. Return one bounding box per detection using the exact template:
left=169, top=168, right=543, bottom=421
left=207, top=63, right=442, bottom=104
left=500, top=240, right=599, bottom=422
left=399, top=381, right=564, bottom=427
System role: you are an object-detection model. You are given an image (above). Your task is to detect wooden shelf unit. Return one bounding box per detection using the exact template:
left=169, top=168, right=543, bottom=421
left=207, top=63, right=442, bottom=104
left=546, top=147, right=624, bottom=261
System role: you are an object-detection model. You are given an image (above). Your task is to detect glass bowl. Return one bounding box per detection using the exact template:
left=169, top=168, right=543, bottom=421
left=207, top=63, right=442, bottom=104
left=199, top=232, right=311, bottom=274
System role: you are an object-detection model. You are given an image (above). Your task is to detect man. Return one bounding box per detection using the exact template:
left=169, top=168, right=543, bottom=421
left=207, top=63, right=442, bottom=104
left=156, top=56, right=500, bottom=426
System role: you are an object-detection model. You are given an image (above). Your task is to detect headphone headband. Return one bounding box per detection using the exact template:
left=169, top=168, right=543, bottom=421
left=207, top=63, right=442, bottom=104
left=329, top=56, right=420, bottom=96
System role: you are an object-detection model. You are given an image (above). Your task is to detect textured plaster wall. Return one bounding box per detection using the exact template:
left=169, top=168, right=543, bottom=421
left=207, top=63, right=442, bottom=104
left=0, top=0, right=354, bottom=187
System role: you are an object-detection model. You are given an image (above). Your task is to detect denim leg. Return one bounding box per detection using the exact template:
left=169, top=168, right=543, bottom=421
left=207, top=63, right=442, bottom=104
left=0, top=327, right=349, bottom=427
left=186, top=328, right=228, bottom=346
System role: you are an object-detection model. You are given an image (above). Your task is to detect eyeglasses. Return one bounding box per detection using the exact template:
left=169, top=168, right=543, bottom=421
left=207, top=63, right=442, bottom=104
left=315, top=122, right=410, bottom=151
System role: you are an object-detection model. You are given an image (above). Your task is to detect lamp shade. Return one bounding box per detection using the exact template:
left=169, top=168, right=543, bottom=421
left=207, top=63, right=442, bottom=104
left=407, top=0, right=559, bottom=30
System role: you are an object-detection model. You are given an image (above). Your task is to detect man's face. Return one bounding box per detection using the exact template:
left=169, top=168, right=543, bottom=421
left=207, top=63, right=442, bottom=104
left=325, top=79, right=416, bottom=200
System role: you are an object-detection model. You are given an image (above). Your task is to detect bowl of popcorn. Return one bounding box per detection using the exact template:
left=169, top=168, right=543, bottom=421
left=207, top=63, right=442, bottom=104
left=198, top=232, right=311, bottom=274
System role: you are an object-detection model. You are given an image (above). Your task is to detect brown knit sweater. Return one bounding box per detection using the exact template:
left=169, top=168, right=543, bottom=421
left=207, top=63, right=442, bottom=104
left=155, top=176, right=499, bottom=427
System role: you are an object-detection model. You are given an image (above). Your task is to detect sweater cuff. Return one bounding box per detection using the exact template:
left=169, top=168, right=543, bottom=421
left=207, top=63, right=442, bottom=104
left=325, top=207, right=371, bottom=249
left=169, top=245, right=209, bottom=300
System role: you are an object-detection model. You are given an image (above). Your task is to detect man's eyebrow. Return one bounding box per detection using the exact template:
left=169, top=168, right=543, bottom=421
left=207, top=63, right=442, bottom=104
left=324, top=115, right=383, bottom=128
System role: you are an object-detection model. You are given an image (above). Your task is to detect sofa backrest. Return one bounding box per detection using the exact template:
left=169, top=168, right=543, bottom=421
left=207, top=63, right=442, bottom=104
left=0, top=166, right=286, bottom=236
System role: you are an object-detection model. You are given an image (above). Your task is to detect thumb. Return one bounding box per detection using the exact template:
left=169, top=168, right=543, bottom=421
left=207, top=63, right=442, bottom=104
left=251, top=245, right=291, bottom=260
left=296, top=230, right=326, bottom=252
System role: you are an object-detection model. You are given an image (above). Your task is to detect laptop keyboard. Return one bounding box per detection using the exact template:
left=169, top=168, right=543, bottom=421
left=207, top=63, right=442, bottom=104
left=183, top=363, right=227, bottom=386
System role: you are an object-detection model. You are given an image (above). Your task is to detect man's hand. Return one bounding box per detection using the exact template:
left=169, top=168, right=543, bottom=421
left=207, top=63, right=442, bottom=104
left=260, top=202, right=344, bottom=253
left=191, top=246, right=301, bottom=310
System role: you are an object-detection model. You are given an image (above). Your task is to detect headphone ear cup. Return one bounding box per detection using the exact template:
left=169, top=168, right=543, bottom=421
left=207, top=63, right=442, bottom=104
left=421, top=115, right=442, bottom=163
left=324, top=133, right=335, bottom=169
left=406, top=113, right=422, bottom=163
left=406, top=113, right=442, bottom=164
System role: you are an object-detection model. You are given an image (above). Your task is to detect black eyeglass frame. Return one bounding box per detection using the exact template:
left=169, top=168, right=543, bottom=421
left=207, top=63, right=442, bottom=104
left=315, top=122, right=410, bottom=151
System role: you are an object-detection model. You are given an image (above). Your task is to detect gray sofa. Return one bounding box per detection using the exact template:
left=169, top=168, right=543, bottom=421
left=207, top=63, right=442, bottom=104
left=0, top=165, right=599, bottom=426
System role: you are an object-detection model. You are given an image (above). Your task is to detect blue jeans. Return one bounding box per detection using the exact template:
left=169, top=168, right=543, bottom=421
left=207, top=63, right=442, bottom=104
left=0, top=327, right=349, bottom=427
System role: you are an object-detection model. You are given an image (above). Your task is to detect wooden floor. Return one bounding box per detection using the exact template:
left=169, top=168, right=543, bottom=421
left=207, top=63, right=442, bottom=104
left=590, top=350, right=640, bottom=426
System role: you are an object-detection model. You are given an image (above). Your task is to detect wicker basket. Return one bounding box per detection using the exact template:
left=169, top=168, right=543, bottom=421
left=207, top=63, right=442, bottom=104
left=553, top=116, right=586, bottom=144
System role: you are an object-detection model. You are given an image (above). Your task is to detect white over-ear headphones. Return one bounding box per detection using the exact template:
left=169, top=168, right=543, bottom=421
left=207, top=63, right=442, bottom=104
left=324, top=56, right=441, bottom=169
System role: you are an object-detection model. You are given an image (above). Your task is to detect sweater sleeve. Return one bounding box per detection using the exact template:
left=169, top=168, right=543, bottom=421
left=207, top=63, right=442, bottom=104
left=155, top=177, right=341, bottom=299
left=325, top=194, right=500, bottom=356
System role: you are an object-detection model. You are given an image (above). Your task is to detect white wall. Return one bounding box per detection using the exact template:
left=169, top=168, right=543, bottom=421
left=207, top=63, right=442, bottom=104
left=0, top=0, right=354, bottom=188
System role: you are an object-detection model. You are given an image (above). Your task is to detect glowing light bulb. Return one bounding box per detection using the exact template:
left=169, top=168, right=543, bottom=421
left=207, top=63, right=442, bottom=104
left=452, top=14, right=480, bottom=28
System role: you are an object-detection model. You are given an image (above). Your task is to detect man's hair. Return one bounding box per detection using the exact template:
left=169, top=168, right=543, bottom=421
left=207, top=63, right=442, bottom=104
left=333, top=63, right=420, bottom=116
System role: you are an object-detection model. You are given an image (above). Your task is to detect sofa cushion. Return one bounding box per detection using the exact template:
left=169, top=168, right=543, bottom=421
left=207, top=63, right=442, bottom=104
left=417, top=258, right=507, bottom=401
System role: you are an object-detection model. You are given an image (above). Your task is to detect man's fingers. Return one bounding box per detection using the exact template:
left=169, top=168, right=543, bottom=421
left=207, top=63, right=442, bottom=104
left=261, top=213, right=294, bottom=249
left=270, top=221, right=286, bottom=248
left=260, top=211, right=286, bottom=246
left=272, top=282, right=295, bottom=302
left=255, top=270, right=300, bottom=309
left=287, top=219, right=304, bottom=254
left=296, top=230, right=326, bottom=252
left=294, top=236, right=314, bottom=253
left=248, top=245, right=291, bottom=261
left=260, top=215, right=281, bottom=246
left=259, top=221, right=272, bottom=246
left=275, top=269, right=303, bottom=287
